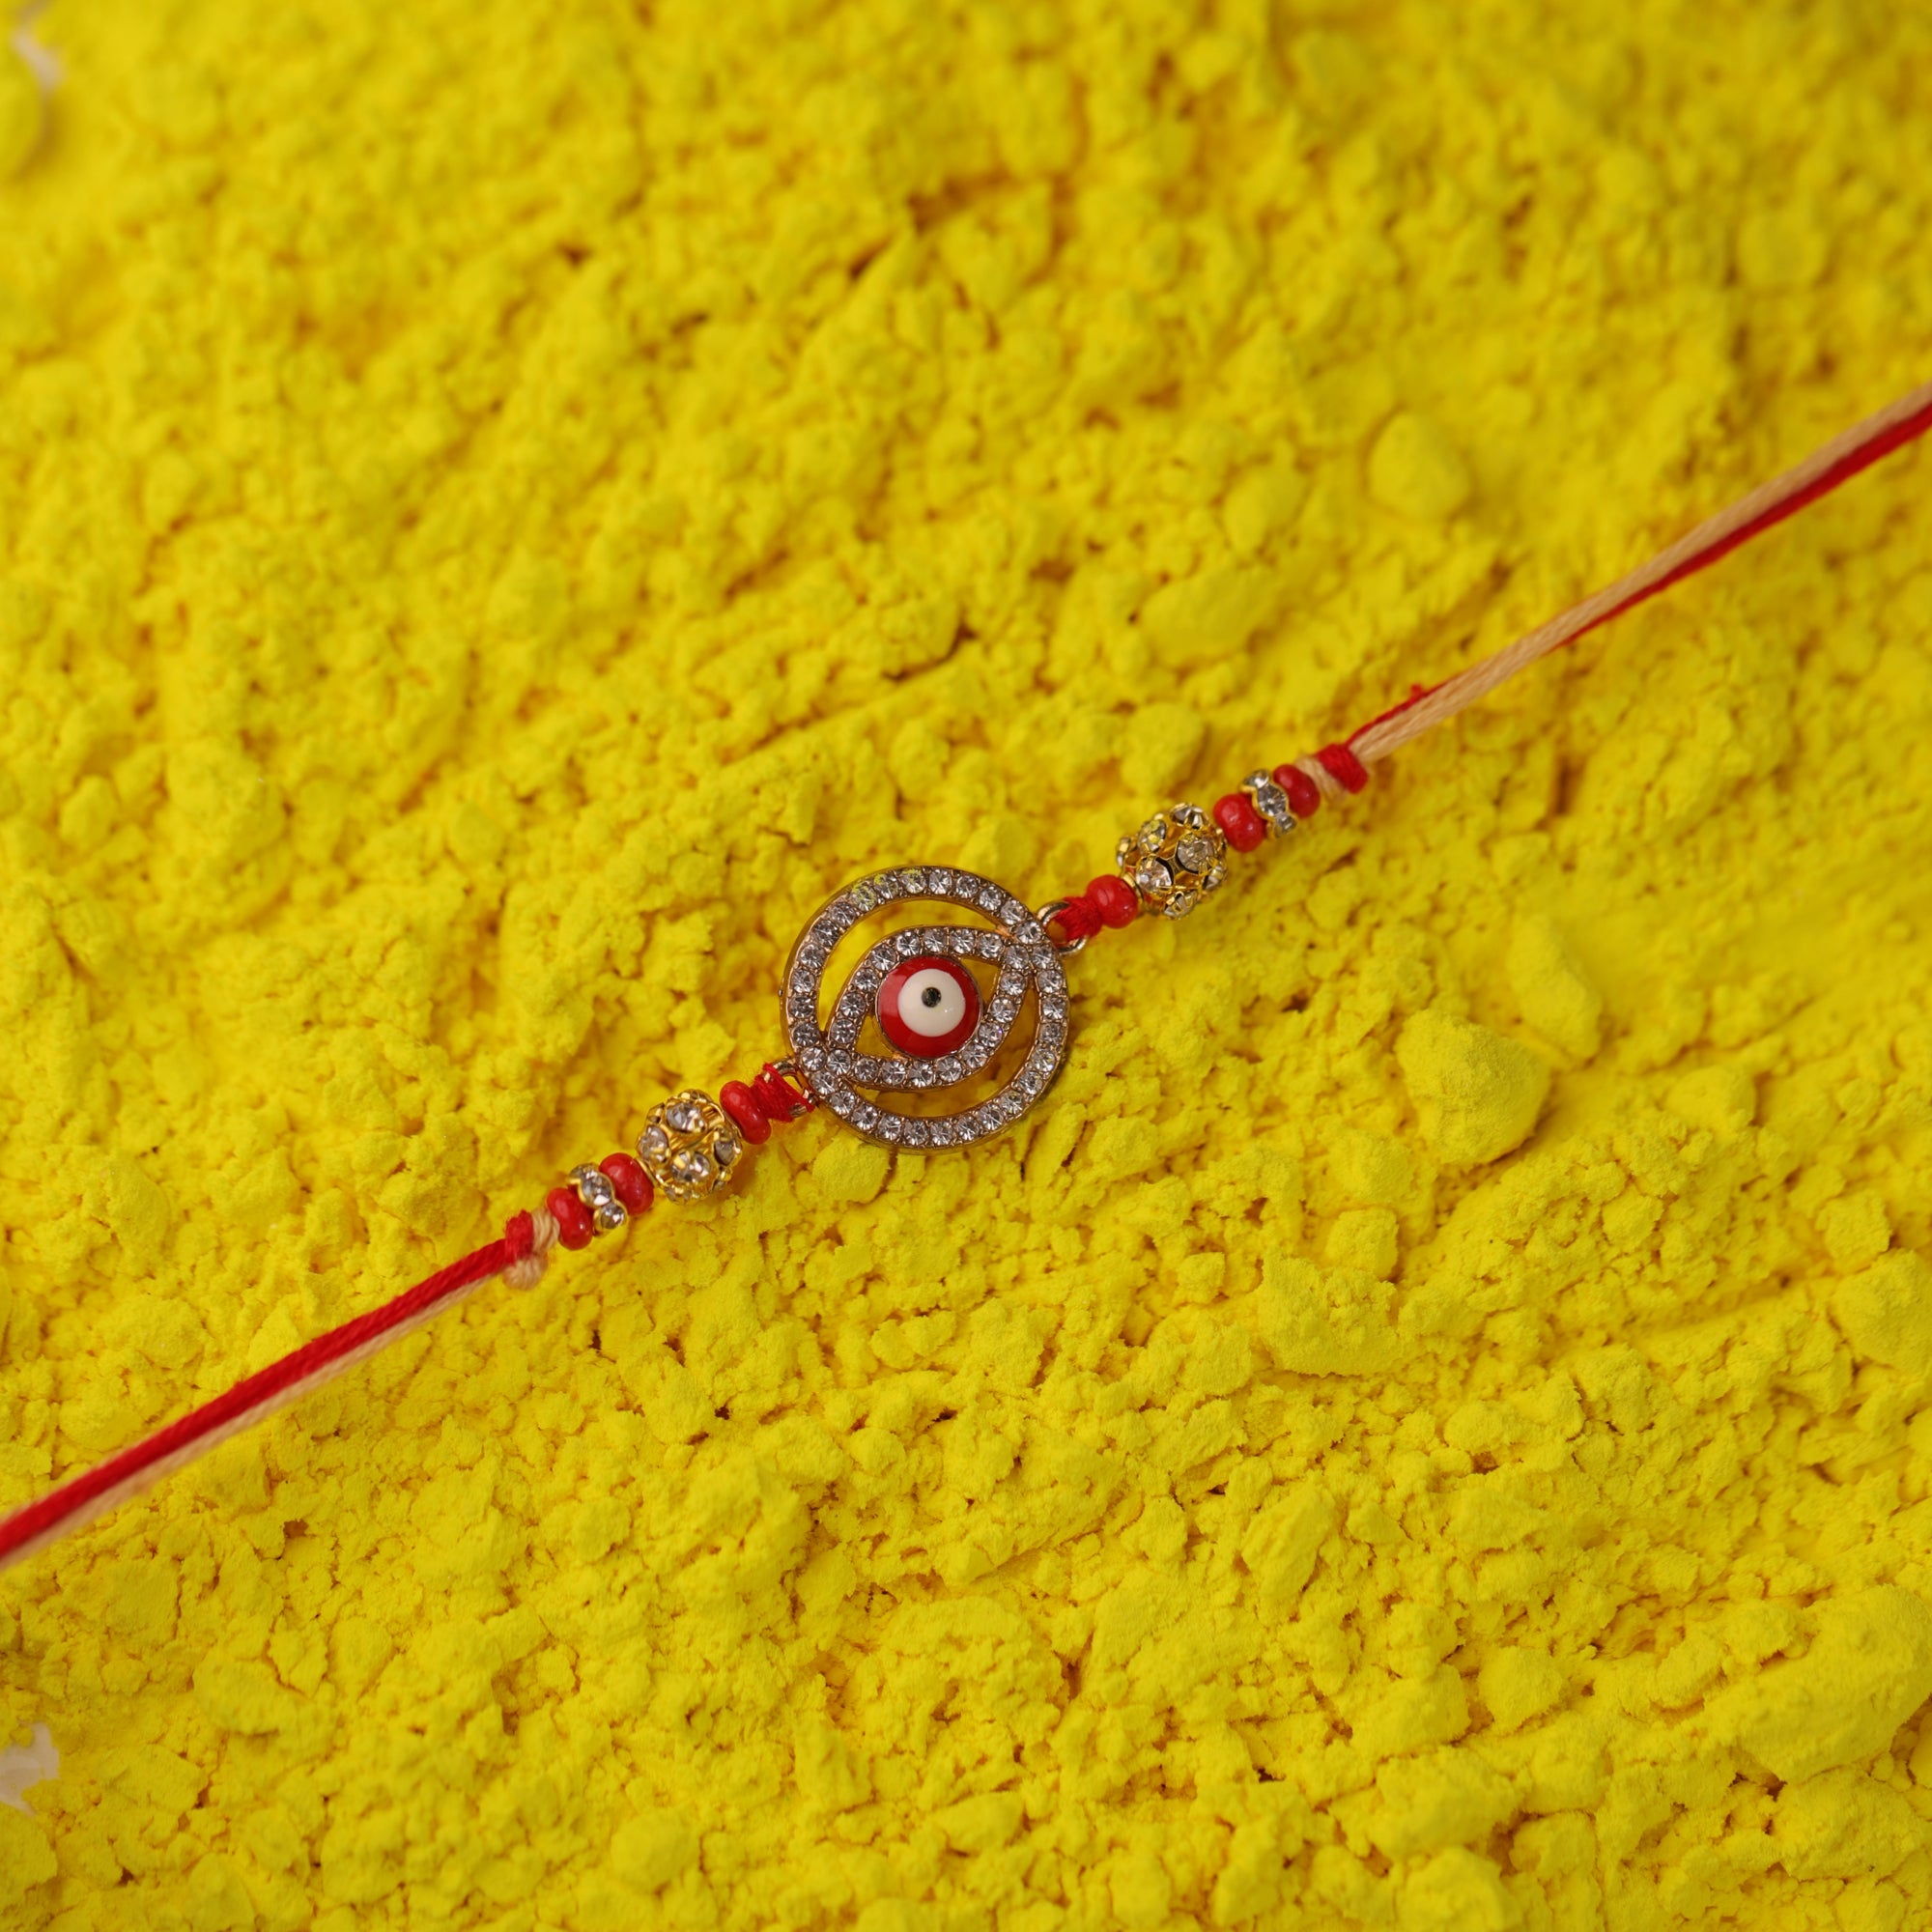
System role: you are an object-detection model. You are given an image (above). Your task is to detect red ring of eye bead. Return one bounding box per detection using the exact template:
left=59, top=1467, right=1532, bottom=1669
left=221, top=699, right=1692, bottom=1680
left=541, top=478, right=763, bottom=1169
left=546, top=1185, right=595, bottom=1251
left=599, top=1151, right=653, bottom=1213
left=719, top=1080, right=771, bottom=1145
left=878, top=955, right=980, bottom=1058
left=1213, top=792, right=1267, bottom=852
left=1275, top=763, right=1321, bottom=817
left=1086, top=876, right=1139, bottom=928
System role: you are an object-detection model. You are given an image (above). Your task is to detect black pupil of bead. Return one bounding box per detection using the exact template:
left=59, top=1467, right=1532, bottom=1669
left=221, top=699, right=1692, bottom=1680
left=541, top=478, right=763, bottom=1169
left=921, top=985, right=944, bottom=1008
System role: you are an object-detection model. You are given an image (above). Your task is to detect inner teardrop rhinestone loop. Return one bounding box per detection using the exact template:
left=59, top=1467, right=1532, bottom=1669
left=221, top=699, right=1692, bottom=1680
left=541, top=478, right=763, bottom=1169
left=780, top=866, right=1072, bottom=1150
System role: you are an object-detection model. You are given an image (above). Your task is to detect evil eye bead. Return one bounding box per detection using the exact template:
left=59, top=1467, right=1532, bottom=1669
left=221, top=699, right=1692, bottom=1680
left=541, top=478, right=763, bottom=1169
left=877, top=955, right=979, bottom=1059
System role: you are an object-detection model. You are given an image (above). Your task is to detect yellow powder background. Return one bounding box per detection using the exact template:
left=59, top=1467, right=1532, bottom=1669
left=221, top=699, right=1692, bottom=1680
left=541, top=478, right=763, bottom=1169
left=2, top=0, right=1931, bottom=1926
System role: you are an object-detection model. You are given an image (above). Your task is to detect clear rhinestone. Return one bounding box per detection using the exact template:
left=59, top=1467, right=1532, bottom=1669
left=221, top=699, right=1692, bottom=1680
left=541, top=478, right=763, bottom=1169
left=667, top=1099, right=702, bottom=1133
left=994, top=995, right=1019, bottom=1022
left=831, top=1090, right=855, bottom=1117
left=1244, top=772, right=1293, bottom=830
left=639, top=1125, right=669, bottom=1158
left=852, top=880, right=878, bottom=911
left=879, top=1116, right=902, bottom=1142
left=896, top=931, right=921, bottom=955
left=714, top=1133, right=738, bottom=1167
left=927, top=1121, right=953, bottom=1148
left=672, top=1149, right=713, bottom=1182
left=830, top=1051, right=855, bottom=1076
left=802, top=1048, right=826, bottom=1073
left=1135, top=858, right=1173, bottom=896
left=936, top=1055, right=963, bottom=1082
left=1138, top=819, right=1165, bottom=854
left=979, top=882, right=1002, bottom=911
left=902, top=1121, right=930, bottom=1148
left=1174, top=802, right=1208, bottom=828
left=593, top=1202, right=627, bottom=1233
left=1176, top=836, right=1217, bottom=874
left=854, top=1102, right=878, bottom=1131
left=902, top=867, right=926, bottom=894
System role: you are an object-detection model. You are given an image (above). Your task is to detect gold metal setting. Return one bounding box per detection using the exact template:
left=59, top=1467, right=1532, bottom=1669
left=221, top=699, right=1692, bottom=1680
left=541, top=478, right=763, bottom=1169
left=568, top=1164, right=628, bottom=1235
left=638, top=1090, right=742, bottom=1202
left=1116, top=803, right=1228, bottom=919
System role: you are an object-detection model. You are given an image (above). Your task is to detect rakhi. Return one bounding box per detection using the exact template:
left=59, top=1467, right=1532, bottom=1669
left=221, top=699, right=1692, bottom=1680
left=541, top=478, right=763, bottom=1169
left=2, top=378, right=1928, bottom=1578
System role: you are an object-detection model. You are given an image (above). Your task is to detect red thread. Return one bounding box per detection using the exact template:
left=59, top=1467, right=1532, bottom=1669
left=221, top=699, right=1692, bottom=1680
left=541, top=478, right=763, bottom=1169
left=503, top=1209, right=536, bottom=1261
left=753, top=1065, right=810, bottom=1122
left=1332, top=384, right=1932, bottom=767
left=1583, top=391, right=1932, bottom=640
left=1350, top=682, right=1438, bottom=744
left=1050, top=897, right=1105, bottom=943
left=0, top=1216, right=537, bottom=1576
left=1316, top=743, right=1370, bottom=792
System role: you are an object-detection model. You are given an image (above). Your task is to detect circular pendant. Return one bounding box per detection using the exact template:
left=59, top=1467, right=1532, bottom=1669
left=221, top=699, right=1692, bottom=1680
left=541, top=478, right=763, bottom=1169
left=781, top=867, right=1069, bottom=1149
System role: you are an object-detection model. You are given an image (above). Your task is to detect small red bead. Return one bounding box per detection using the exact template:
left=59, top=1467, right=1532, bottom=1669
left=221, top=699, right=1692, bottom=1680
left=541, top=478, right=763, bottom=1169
left=719, top=1080, right=771, bottom=1145
left=1213, top=792, right=1267, bottom=853
left=1085, top=876, right=1139, bottom=928
left=546, top=1185, right=594, bottom=1251
left=1276, top=763, right=1321, bottom=817
left=599, top=1151, right=653, bottom=1213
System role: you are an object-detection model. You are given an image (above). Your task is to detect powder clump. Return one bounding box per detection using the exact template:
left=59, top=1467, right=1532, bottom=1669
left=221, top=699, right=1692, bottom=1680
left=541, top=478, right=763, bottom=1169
left=1395, top=1009, right=1550, bottom=1165
left=1705, top=1586, right=1932, bottom=1782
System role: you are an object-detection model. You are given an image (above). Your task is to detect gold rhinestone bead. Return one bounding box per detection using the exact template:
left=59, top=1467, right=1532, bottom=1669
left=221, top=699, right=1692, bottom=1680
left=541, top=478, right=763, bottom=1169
left=1114, top=803, right=1229, bottom=919
left=637, top=1089, right=743, bottom=1204
left=1240, top=769, right=1297, bottom=838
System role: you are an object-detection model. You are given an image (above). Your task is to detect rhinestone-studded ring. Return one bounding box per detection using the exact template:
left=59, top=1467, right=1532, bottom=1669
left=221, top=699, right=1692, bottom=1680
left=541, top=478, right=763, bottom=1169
left=782, top=867, right=1070, bottom=1149
left=1239, top=770, right=1297, bottom=838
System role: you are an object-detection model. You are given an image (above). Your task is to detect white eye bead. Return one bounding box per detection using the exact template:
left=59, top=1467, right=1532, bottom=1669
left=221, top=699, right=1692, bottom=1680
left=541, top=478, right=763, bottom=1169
left=896, top=967, right=967, bottom=1038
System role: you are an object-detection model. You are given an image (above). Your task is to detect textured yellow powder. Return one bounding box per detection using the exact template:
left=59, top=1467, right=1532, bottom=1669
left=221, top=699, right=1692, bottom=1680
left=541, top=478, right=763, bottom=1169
left=2, top=2, right=1932, bottom=1928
